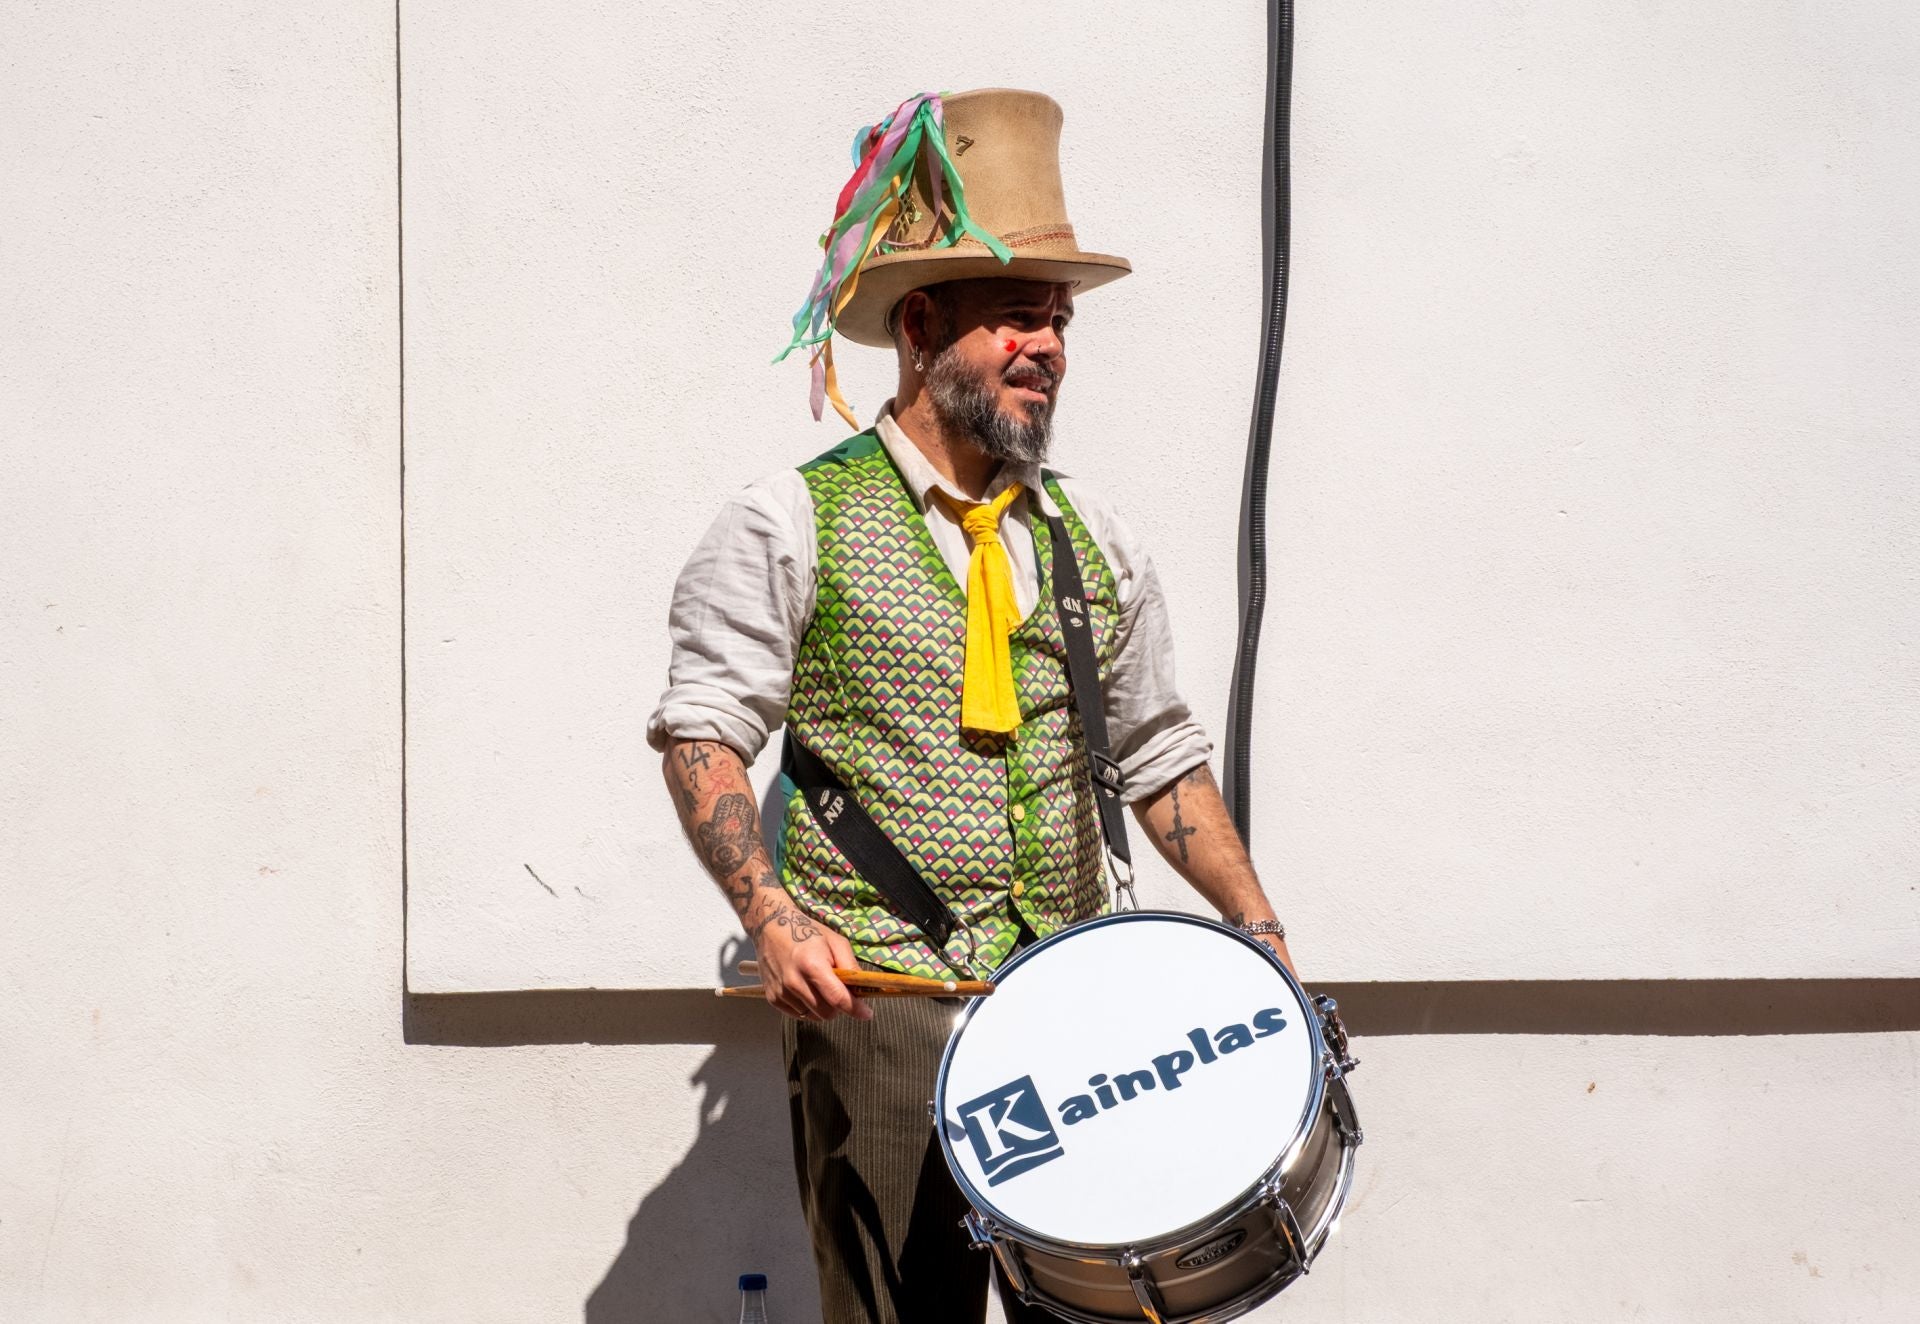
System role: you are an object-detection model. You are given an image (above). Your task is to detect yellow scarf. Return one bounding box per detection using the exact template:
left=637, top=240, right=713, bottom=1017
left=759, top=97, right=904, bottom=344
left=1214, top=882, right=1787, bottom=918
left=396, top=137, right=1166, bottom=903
left=935, top=483, right=1027, bottom=734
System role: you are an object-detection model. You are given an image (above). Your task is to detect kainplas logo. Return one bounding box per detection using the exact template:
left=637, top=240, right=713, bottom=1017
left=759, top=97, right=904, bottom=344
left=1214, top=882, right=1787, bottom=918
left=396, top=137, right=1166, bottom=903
left=954, top=1075, right=1064, bottom=1186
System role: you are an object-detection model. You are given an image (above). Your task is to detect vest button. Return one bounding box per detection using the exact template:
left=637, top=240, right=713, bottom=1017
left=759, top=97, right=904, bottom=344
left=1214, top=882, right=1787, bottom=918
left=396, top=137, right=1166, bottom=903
left=1010, top=802, right=1028, bottom=823
left=1011, top=880, right=1026, bottom=899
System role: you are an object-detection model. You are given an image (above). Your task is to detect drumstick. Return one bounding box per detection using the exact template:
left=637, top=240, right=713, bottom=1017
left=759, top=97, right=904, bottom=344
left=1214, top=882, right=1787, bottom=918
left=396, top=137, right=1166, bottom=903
left=716, top=984, right=940, bottom=999
left=721, top=974, right=929, bottom=997
left=739, top=961, right=958, bottom=994
left=736, top=961, right=995, bottom=995
left=727, top=962, right=994, bottom=998
left=737, top=960, right=953, bottom=992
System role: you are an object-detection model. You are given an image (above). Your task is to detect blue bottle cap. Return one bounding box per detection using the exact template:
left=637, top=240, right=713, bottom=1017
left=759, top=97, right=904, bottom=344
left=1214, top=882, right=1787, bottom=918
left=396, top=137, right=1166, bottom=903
left=739, top=1273, right=768, bottom=1292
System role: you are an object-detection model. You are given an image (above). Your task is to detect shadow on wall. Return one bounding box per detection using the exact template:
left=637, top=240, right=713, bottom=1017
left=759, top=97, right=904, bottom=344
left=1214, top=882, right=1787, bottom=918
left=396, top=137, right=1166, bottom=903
left=404, top=936, right=824, bottom=1324
left=582, top=972, right=822, bottom=1323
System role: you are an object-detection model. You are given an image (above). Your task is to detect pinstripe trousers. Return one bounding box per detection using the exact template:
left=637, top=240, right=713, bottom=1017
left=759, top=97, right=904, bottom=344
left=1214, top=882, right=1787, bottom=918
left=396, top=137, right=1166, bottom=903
left=784, top=993, right=1056, bottom=1324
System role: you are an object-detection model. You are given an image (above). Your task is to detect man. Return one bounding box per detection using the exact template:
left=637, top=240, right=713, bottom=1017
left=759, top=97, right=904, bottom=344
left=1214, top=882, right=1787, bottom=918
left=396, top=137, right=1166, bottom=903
left=649, top=89, right=1293, bottom=1323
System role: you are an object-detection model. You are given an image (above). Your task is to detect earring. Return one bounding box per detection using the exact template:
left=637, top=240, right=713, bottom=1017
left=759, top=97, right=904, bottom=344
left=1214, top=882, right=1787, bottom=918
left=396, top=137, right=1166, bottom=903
left=911, top=343, right=925, bottom=372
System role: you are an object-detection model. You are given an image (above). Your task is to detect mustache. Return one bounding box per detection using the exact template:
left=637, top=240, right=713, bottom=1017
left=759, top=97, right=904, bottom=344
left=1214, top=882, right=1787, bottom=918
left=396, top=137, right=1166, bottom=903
left=1006, top=364, right=1058, bottom=389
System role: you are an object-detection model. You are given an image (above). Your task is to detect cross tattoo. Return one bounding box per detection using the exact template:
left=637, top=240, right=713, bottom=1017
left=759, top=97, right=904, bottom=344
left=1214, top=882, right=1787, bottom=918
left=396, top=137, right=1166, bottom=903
left=1165, top=795, right=1197, bottom=865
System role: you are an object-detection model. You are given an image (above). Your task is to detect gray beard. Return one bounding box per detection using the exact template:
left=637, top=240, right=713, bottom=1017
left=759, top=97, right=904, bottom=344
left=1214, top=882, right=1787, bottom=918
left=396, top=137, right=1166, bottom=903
left=923, top=345, right=1054, bottom=466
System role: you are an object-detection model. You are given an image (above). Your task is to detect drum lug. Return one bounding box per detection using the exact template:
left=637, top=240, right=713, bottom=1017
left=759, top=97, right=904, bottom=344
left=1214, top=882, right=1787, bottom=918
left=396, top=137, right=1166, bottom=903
left=1327, top=1070, right=1365, bottom=1147
left=962, top=1211, right=1032, bottom=1303
left=961, top=1210, right=992, bottom=1251
left=1263, top=1182, right=1311, bottom=1277
left=990, top=1228, right=1036, bottom=1297
left=1313, top=994, right=1360, bottom=1075
left=1121, top=1250, right=1169, bottom=1323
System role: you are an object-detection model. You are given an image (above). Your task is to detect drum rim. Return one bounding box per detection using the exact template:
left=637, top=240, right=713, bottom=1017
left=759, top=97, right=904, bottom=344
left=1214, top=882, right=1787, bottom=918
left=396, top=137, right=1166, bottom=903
left=933, top=909, right=1329, bottom=1259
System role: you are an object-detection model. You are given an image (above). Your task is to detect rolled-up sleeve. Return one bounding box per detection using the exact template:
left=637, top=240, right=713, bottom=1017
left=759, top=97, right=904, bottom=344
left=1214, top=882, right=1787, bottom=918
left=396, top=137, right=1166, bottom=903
left=1058, top=478, right=1214, bottom=803
left=645, top=472, right=815, bottom=765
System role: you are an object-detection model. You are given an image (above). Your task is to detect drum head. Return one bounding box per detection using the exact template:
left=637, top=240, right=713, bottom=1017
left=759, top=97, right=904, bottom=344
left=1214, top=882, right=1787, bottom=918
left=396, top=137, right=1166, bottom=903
left=936, top=912, right=1319, bottom=1248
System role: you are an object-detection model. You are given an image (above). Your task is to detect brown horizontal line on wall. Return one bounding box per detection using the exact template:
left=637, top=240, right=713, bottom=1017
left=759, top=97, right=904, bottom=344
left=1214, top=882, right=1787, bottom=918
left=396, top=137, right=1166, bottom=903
left=1314, top=979, right=1920, bottom=1038
left=403, top=979, right=1920, bottom=1047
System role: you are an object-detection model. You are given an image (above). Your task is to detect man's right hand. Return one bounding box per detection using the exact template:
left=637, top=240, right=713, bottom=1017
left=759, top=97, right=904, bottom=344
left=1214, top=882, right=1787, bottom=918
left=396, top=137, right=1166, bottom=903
left=750, top=900, right=874, bottom=1022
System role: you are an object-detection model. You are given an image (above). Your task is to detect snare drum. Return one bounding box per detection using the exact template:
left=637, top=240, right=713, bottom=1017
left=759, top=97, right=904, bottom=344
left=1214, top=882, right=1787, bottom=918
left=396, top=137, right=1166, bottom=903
left=934, top=911, right=1361, bottom=1323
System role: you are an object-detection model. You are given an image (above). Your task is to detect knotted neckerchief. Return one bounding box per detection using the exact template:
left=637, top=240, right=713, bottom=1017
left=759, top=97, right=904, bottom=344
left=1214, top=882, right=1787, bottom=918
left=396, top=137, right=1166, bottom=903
left=934, top=482, right=1027, bottom=734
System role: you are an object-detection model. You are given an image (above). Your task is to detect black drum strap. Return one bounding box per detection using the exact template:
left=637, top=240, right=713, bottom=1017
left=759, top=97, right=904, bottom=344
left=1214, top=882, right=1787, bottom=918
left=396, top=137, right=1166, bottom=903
left=1044, top=509, right=1134, bottom=875
left=781, top=731, right=956, bottom=949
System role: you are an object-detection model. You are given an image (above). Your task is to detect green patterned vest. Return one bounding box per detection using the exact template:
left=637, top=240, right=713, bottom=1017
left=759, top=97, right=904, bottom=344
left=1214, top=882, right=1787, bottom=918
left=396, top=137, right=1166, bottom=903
left=779, top=430, right=1121, bottom=978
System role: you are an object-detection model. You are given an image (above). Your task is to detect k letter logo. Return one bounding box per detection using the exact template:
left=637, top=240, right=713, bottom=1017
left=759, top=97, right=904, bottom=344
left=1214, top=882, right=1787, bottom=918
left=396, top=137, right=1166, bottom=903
left=956, top=1075, right=1065, bottom=1186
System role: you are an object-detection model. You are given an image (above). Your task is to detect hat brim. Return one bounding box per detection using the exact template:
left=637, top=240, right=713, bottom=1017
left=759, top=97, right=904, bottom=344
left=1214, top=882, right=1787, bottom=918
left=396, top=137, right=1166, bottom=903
left=832, top=251, right=1132, bottom=348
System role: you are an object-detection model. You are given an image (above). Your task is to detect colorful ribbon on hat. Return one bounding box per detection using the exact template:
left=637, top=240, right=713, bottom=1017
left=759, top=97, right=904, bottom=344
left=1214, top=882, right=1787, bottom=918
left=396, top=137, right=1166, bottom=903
left=774, top=92, right=1014, bottom=429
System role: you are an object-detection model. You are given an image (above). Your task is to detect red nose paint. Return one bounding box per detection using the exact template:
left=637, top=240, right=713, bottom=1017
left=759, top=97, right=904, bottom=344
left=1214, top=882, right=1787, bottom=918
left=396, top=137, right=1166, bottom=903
left=1004, top=338, right=1019, bottom=353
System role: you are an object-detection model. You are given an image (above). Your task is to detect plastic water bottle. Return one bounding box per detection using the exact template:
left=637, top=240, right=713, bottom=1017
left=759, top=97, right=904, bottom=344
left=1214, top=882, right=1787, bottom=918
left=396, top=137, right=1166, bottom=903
left=738, top=1273, right=769, bottom=1323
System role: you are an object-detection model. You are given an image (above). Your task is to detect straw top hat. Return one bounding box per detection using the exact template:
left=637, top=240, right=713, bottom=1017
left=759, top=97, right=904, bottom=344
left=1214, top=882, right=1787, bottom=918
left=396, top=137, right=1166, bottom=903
left=836, top=89, right=1130, bottom=345
left=777, top=88, right=1131, bottom=424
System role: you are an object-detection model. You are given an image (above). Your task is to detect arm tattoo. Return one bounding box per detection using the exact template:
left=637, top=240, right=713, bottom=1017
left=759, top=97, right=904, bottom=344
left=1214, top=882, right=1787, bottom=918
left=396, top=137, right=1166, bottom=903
left=667, top=740, right=800, bottom=937
left=718, top=865, right=758, bottom=916
left=734, top=865, right=786, bottom=916
left=748, top=903, right=821, bottom=947
left=1164, top=781, right=1197, bottom=865
left=695, top=792, right=759, bottom=879
left=676, top=742, right=712, bottom=791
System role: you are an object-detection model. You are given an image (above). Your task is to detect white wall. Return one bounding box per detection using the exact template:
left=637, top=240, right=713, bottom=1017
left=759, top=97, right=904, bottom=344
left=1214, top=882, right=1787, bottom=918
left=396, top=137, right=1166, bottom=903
left=1270, top=0, right=1920, bottom=983
left=4, top=2, right=1917, bottom=1322
left=403, top=0, right=1919, bottom=992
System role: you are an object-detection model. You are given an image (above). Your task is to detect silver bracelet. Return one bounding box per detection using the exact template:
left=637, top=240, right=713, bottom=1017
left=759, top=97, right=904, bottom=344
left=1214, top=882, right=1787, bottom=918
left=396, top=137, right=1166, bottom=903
left=1236, top=918, right=1285, bottom=939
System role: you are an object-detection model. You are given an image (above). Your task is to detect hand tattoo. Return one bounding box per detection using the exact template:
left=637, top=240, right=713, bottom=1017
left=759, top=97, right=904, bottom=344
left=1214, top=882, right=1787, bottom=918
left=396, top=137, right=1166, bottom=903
left=695, top=792, right=759, bottom=878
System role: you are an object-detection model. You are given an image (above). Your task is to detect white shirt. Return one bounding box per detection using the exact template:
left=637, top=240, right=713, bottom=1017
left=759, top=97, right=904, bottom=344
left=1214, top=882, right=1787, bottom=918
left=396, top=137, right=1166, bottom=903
left=645, top=400, right=1211, bottom=803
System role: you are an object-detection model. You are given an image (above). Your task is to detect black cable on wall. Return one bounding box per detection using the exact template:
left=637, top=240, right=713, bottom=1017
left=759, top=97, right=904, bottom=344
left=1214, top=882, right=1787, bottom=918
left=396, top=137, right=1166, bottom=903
left=1223, top=0, right=1295, bottom=845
